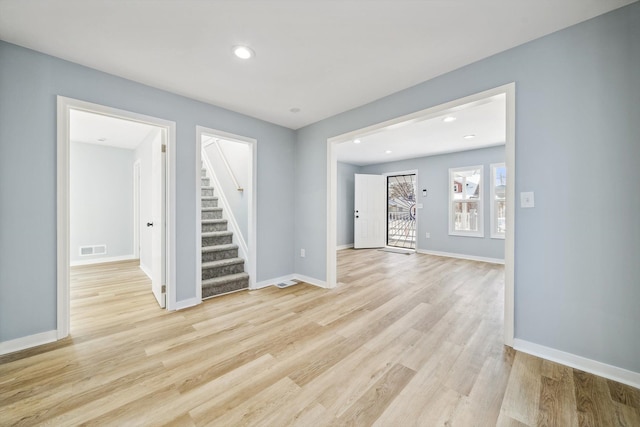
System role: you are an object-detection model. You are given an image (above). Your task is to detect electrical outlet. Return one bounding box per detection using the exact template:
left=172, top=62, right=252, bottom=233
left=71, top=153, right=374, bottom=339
left=425, top=232, right=430, bottom=238
left=300, top=248, right=306, bottom=258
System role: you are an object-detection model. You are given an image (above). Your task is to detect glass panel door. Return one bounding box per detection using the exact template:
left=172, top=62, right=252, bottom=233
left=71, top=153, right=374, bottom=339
left=387, top=174, right=416, bottom=249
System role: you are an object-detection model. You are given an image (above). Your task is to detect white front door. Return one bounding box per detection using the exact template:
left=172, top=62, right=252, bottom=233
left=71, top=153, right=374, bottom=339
left=151, top=134, right=166, bottom=308
left=354, top=174, right=386, bottom=249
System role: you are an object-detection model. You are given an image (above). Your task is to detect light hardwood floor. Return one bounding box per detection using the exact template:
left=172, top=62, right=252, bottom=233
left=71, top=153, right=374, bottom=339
left=1, top=250, right=638, bottom=426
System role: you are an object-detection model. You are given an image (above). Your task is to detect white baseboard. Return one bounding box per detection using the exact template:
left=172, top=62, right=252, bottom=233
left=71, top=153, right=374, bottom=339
left=139, top=262, right=152, bottom=279
left=416, top=249, right=504, bottom=265
left=513, top=338, right=640, bottom=389
left=336, top=244, right=354, bottom=251
left=70, top=254, right=137, bottom=267
left=293, top=274, right=328, bottom=288
left=0, top=330, right=58, bottom=356
left=174, top=297, right=200, bottom=311
left=253, top=274, right=296, bottom=290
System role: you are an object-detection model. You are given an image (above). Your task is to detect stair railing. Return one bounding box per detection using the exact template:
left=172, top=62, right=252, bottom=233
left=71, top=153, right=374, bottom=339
left=207, top=138, right=243, bottom=192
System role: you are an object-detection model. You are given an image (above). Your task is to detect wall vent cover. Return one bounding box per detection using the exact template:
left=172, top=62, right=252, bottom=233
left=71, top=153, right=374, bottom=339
left=79, top=245, right=107, bottom=256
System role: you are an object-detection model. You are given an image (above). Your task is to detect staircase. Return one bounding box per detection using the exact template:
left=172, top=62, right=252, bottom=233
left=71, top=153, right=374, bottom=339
left=201, top=167, right=249, bottom=299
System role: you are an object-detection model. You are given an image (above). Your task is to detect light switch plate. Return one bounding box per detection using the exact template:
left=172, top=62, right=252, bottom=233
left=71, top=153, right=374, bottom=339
left=416, top=203, right=423, bottom=209
left=520, top=192, right=535, bottom=208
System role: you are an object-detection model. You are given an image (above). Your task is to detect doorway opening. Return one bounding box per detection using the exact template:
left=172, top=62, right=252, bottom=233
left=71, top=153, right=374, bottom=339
left=386, top=173, right=417, bottom=249
left=57, top=97, right=177, bottom=340
left=327, top=83, right=515, bottom=346
left=195, top=126, right=257, bottom=301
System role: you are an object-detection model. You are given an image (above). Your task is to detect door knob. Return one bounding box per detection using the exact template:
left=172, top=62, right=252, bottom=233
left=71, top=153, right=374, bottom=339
left=147, top=222, right=154, bottom=227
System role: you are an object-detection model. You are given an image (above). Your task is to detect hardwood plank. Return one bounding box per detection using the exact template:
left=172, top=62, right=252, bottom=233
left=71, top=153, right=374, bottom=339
left=499, top=352, right=543, bottom=425
left=574, top=369, right=618, bottom=427
left=334, top=363, right=416, bottom=426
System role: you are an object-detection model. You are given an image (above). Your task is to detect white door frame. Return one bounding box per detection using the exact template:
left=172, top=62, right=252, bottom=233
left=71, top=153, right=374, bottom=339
left=195, top=126, right=257, bottom=300
left=56, top=96, right=177, bottom=339
left=327, top=83, right=516, bottom=346
left=133, top=159, right=141, bottom=260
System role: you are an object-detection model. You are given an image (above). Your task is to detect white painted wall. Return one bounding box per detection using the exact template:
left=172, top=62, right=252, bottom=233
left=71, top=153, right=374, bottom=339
left=70, top=141, right=135, bottom=264
left=134, top=129, right=160, bottom=277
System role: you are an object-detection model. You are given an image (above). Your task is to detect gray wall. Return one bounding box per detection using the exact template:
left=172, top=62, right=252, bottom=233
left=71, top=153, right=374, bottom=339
left=359, top=145, right=505, bottom=260
left=70, top=142, right=135, bottom=263
left=295, top=3, right=640, bottom=373
left=337, top=162, right=360, bottom=247
left=203, top=139, right=250, bottom=243
left=0, top=41, right=295, bottom=342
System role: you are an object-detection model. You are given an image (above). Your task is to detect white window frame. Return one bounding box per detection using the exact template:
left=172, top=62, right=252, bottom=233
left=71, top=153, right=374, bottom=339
left=449, top=165, right=484, bottom=238
left=490, top=163, right=506, bottom=239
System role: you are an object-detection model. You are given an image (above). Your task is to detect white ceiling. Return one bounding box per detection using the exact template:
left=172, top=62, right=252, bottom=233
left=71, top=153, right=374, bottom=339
left=0, top=1, right=634, bottom=129
left=70, top=109, right=159, bottom=150
left=336, top=94, right=505, bottom=166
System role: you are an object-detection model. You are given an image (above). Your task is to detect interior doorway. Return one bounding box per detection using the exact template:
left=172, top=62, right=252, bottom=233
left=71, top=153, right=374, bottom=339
left=56, top=97, right=177, bottom=340
left=327, top=83, right=515, bottom=346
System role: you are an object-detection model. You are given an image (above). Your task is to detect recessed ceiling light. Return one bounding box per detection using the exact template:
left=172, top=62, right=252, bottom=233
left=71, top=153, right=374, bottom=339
left=463, top=134, right=476, bottom=139
left=353, top=139, right=361, bottom=144
left=233, top=45, right=254, bottom=59
left=289, top=107, right=301, bottom=113
left=385, top=150, right=392, bottom=154
left=443, top=116, right=456, bottom=123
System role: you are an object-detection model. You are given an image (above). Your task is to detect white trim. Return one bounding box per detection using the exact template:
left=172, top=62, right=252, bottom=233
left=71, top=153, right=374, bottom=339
left=139, top=262, right=152, bottom=280
left=70, top=254, right=137, bottom=267
left=513, top=339, right=640, bottom=390
left=57, top=96, right=177, bottom=344
left=336, top=244, right=354, bottom=250
left=293, top=274, right=328, bottom=288
left=133, top=160, right=141, bottom=259
left=416, top=249, right=504, bottom=265
left=196, top=126, right=257, bottom=294
left=195, top=131, right=203, bottom=302
left=254, top=274, right=296, bottom=290
left=504, top=83, right=515, bottom=347
left=0, top=330, right=58, bottom=356
left=174, top=297, right=200, bottom=311
left=327, top=83, right=516, bottom=347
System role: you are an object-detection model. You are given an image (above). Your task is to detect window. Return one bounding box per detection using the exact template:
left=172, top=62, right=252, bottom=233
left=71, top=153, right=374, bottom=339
left=449, top=165, right=483, bottom=237
left=490, top=163, right=506, bottom=239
